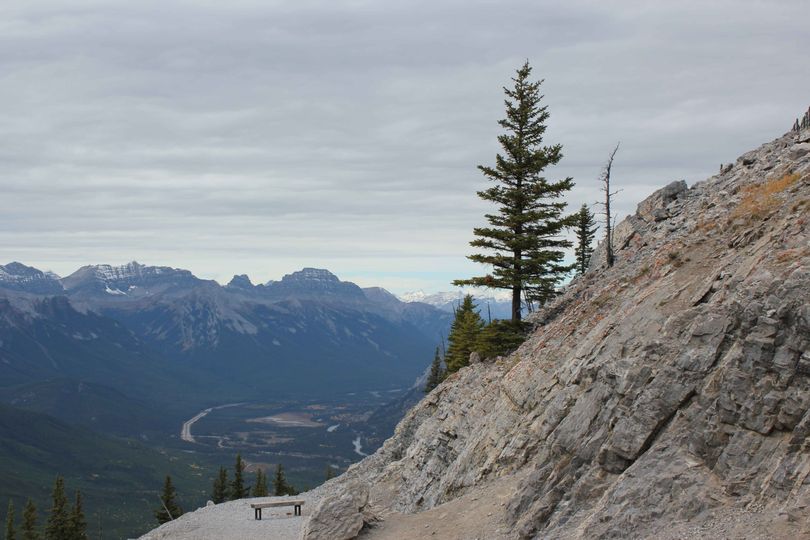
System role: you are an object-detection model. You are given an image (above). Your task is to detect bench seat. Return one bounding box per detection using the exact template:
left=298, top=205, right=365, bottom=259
left=250, top=499, right=305, bottom=519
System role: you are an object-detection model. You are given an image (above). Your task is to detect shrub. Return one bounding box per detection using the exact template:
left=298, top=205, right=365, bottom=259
left=475, top=320, right=530, bottom=359
left=729, top=172, right=801, bottom=223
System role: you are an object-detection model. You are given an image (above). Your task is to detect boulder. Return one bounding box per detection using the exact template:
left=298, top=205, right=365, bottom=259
left=301, top=485, right=371, bottom=540
left=789, top=142, right=810, bottom=160
left=636, top=180, right=687, bottom=223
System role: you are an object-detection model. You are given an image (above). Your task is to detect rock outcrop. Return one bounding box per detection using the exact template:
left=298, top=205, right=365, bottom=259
left=301, top=484, right=376, bottom=540
left=315, top=126, right=810, bottom=538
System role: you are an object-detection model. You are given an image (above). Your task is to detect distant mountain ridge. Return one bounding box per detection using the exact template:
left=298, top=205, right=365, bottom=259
left=399, top=288, right=514, bottom=320
left=62, top=261, right=205, bottom=298
left=0, top=261, right=451, bottom=407
left=0, top=262, right=64, bottom=294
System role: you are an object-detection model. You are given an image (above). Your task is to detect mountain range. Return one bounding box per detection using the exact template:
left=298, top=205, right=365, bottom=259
left=0, top=262, right=451, bottom=409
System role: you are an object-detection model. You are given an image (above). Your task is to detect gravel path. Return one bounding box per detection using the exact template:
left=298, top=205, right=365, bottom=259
left=137, top=495, right=318, bottom=540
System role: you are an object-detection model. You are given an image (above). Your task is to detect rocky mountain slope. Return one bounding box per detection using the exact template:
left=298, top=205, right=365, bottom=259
left=293, top=126, right=810, bottom=539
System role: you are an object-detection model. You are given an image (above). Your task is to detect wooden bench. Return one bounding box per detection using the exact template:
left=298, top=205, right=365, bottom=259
left=250, top=500, right=305, bottom=519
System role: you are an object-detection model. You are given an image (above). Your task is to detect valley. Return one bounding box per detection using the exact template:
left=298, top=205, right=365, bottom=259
left=177, top=389, right=413, bottom=488
left=0, top=264, right=448, bottom=537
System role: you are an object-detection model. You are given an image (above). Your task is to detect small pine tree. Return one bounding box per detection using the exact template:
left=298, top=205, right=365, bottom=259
left=67, top=491, right=86, bottom=540
left=211, top=466, right=229, bottom=504
left=272, top=464, right=295, bottom=496
left=21, top=499, right=37, bottom=540
left=445, top=296, right=485, bottom=373
left=424, top=347, right=444, bottom=393
left=574, top=203, right=597, bottom=274
left=45, top=476, right=69, bottom=540
left=230, top=455, right=249, bottom=500
left=475, top=320, right=528, bottom=359
left=154, top=476, right=182, bottom=525
left=252, top=469, right=268, bottom=497
left=324, top=466, right=336, bottom=481
left=5, top=500, right=15, bottom=540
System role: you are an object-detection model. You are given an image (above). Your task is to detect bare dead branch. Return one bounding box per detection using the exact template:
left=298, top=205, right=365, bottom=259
left=600, top=142, right=620, bottom=267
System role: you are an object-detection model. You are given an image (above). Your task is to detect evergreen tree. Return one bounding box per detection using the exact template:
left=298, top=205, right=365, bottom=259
left=21, top=499, right=37, bottom=540
left=5, top=500, right=15, bottom=540
left=445, top=296, right=485, bottom=373
left=211, top=466, right=229, bottom=504
left=230, top=455, right=249, bottom=500
left=154, top=475, right=182, bottom=525
left=272, top=464, right=295, bottom=496
left=424, top=347, right=444, bottom=393
left=67, top=491, right=86, bottom=540
left=252, top=469, right=269, bottom=497
left=45, top=476, right=69, bottom=540
left=475, top=319, right=528, bottom=359
left=454, top=61, right=575, bottom=319
left=324, top=466, right=336, bottom=481
left=574, top=203, right=597, bottom=274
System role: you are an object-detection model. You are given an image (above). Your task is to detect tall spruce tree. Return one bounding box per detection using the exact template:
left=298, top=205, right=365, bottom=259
left=154, top=475, right=182, bottom=525
left=273, top=464, right=294, bottom=496
left=454, top=61, right=574, bottom=319
left=44, top=476, right=69, bottom=540
left=211, top=466, right=229, bottom=503
left=574, top=203, right=597, bottom=274
left=5, top=500, right=15, bottom=540
left=21, top=499, right=37, bottom=540
left=67, top=491, right=86, bottom=540
left=445, top=296, right=485, bottom=373
left=424, top=347, right=444, bottom=393
left=230, top=455, right=249, bottom=500
left=252, top=469, right=269, bottom=497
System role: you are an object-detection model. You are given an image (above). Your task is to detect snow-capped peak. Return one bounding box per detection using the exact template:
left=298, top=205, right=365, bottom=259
left=398, top=288, right=512, bottom=306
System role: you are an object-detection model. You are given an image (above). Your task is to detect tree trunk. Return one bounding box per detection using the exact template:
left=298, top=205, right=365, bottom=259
left=512, top=245, right=522, bottom=322
left=512, top=286, right=522, bottom=322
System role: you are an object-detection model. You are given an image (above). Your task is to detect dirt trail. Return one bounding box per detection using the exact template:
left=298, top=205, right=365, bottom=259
left=361, top=475, right=518, bottom=540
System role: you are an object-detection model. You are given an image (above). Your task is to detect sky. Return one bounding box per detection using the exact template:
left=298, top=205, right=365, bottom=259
left=1, top=0, right=808, bottom=294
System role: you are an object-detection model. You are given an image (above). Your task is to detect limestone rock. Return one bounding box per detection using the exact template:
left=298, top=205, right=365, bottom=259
left=301, top=484, right=371, bottom=540
left=789, top=142, right=810, bottom=160
left=636, top=180, right=687, bottom=223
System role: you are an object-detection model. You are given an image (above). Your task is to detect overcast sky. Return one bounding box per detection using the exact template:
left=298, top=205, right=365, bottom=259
left=1, top=0, right=808, bottom=293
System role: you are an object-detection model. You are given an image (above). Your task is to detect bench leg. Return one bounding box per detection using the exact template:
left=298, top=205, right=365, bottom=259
left=255, top=508, right=262, bottom=520
left=296, top=505, right=301, bottom=516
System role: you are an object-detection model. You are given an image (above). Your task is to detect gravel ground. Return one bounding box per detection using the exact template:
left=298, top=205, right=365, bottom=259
left=652, top=504, right=810, bottom=540
left=137, top=494, right=320, bottom=540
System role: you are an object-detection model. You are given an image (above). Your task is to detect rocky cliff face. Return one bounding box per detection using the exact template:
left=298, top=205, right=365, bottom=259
left=319, top=128, right=810, bottom=538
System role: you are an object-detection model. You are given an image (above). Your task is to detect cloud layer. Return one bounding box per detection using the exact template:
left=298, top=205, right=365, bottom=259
left=1, top=0, right=808, bottom=292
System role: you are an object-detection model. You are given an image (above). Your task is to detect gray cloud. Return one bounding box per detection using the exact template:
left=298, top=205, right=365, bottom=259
left=0, top=0, right=808, bottom=292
